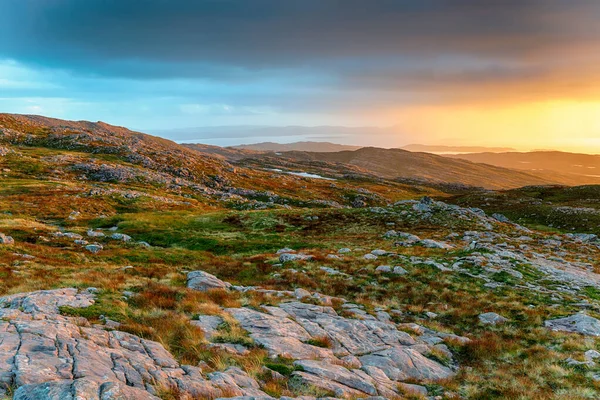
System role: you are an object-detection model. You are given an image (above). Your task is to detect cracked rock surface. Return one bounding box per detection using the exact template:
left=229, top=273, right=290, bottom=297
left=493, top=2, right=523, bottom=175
left=188, top=272, right=459, bottom=399
left=0, top=288, right=270, bottom=400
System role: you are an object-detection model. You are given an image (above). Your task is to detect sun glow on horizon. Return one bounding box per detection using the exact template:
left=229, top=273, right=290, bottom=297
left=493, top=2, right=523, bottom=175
left=381, top=100, right=600, bottom=153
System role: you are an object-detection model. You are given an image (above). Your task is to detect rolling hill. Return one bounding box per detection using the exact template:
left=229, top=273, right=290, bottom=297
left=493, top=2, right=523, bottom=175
left=256, top=147, right=556, bottom=190
left=446, top=151, right=600, bottom=185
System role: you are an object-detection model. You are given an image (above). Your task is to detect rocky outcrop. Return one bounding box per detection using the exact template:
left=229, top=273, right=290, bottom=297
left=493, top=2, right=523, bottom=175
left=207, top=289, right=457, bottom=398
left=0, top=283, right=461, bottom=399
left=0, top=288, right=270, bottom=400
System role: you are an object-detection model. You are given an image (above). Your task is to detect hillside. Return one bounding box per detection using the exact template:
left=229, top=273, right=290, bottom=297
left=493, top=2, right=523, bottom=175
left=446, top=151, right=600, bottom=185
left=261, top=147, right=556, bottom=190
left=183, top=142, right=260, bottom=161
left=0, top=113, right=447, bottom=219
left=0, top=113, right=235, bottom=187
left=2, top=114, right=600, bottom=399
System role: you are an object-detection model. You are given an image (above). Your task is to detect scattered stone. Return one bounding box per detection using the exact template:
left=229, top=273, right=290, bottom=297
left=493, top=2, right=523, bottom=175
left=86, top=229, right=105, bottom=238
left=276, top=247, right=295, bottom=254
left=392, top=266, right=408, bottom=275
left=279, top=253, right=313, bottom=263
left=84, top=244, right=103, bottom=253
left=375, top=265, right=392, bottom=273
left=0, top=233, right=14, bottom=245
left=294, top=288, right=312, bottom=299
left=371, top=249, right=388, bottom=256
left=420, top=239, right=452, bottom=249
left=110, top=233, right=132, bottom=242
left=479, top=312, right=508, bottom=325
left=585, top=350, right=600, bottom=362
left=492, top=213, right=510, bottom=223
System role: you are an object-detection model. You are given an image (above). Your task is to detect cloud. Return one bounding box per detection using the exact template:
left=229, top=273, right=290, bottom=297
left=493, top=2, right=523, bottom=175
left=2, top=1, right=599, bottom=78
left=0, top=0, right=599, bottom=134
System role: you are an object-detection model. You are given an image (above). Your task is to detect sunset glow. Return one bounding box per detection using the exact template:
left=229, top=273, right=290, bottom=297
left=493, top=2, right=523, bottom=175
left=1, top=1, right=600, bottom=151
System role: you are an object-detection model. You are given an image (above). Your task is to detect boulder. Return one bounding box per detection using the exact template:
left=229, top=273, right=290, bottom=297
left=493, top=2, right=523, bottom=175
left=187, top=271, right=232, bottom=292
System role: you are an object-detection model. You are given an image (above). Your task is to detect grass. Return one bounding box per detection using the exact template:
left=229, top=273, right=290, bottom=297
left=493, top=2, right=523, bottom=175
left=0, top=157, right=600, bottom=399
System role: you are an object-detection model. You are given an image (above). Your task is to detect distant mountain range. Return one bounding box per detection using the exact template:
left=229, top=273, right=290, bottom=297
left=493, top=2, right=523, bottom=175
left=401, top=144, right=516, bottom=153
left=232, top=141, right=362, bottom=152
left=228, top=141, right=517, bottom=154
left=150, top=126, right=403, bottom=145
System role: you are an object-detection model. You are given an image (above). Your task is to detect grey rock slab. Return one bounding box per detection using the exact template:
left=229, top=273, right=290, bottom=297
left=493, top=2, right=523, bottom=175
left=191, top=315, right=224, bottom=339
left=0, top=288, right=259, bottom=399
left=226, top=307, right=312, bottom=341
left=294, top=360, right=378, bottom=396
left=253, top=335, right=335, bottom=360
left=545, top=313, right=600, bottom=336
left=291, top=371, right=367, bottom=399
left=359, top=347, right=454, bottom=381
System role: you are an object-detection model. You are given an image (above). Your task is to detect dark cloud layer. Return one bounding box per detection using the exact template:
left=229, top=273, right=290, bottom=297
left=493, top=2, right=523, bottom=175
left=2, top=0, right=599, bottom=81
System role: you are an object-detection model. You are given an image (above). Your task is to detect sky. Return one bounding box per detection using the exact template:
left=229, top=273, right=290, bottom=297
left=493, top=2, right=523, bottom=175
left=1, top=0, right=600, bottom=151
